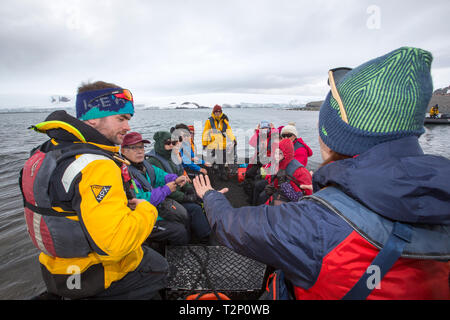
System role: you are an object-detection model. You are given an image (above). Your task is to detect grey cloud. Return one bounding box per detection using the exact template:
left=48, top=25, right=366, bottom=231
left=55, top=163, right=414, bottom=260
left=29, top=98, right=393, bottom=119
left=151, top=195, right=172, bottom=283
left=0, top=0, right=449, bottom=99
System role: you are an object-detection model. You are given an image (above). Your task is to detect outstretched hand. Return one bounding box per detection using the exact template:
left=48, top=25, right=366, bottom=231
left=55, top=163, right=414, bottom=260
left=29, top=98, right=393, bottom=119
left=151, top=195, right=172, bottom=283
left=193, top=174, right=229, bottom=199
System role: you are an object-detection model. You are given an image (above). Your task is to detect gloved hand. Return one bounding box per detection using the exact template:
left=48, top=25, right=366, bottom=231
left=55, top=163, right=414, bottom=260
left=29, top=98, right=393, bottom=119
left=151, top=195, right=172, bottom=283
left=184, top=185, right=196, bottom=195
left=279, top=182, right=302, bottom=202
left=264, top=184, right=277, bottom=196
left=183, top=193, right=198, bottom=203
left=277, top=174, right=287, bottom=184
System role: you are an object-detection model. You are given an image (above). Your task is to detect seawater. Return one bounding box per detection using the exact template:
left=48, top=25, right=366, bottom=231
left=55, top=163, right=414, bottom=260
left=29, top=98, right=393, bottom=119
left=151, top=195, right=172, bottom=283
left=0, top=108, right=449, bottom=299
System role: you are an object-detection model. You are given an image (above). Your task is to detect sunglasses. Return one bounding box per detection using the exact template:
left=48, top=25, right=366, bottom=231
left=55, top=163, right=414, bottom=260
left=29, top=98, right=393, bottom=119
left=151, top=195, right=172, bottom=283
left=281, top=133, right=293, bottom=138
left=328, top=67, right=352, bottom=124
left=88, top=89, right=133, bottom=105
left=164, top=139, right=180, bottom=146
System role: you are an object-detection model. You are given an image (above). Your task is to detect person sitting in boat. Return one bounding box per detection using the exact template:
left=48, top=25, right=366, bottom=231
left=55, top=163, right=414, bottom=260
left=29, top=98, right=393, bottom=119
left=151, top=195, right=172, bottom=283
left=243, top=121, right=279, bottom=204
left=121, top=132, right=191, bottom=247
left=170, top=123, right=210, bottom=177
left=146, top=130, right=213, bottom=244
left=20, top=81, right=167, bottom=299
left=248, top=120, right=278, bottom=168
left=280, top=122, right=313, bottom=167
left=258, top=138, right=312, bottom=205
left=192, top=47, right=450, bottom=300
left=201, top=104, right=237, bottom=181
left=429, top=104, right=439, bottom=118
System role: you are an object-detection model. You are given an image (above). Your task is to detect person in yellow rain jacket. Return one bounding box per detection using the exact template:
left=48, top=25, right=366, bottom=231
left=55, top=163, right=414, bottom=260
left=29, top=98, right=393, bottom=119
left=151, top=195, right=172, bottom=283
left=20, top=81, right=168, bottom=299
left=201, top=104, right=237, bottom=181
left=429, top=104, right=439, bottom=118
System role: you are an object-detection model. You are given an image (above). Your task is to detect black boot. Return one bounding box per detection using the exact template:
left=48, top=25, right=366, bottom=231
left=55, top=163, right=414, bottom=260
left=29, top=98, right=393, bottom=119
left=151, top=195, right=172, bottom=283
left=198, top=233, right=220, bottom=246
left=208, top=233, right=220, bottom=246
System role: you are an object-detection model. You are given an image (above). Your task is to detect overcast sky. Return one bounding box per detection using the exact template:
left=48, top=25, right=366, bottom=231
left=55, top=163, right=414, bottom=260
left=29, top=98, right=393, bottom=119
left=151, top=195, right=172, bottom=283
left=0, top=0, right=449, bottom=106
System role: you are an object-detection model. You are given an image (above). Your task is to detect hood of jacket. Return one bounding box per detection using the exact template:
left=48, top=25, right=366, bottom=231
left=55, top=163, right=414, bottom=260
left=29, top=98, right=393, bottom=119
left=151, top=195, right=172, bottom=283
left=211, top=111, right=229, bottom=123
left=153, top=131, right=172, bottom=159
left=295, top=137, right=313, bottom=157
left=279, top=138, right=295, bottom=170
left=313, top=136, right=450, bottom=225
left=34, top=110, right=119, bottom=152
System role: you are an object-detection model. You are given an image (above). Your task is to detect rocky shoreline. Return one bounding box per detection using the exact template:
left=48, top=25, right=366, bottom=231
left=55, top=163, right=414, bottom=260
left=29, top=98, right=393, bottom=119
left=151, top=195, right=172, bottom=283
left=427, top=95, right=450, bottom=113
left=301, top=93, right=450, bottom=113
left=303, top=100, right=323, bottom=110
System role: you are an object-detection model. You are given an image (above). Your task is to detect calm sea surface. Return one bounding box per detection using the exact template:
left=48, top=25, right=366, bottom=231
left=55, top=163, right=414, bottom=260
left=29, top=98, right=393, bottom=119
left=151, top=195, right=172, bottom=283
left=0, top=107, right=449, bottom=299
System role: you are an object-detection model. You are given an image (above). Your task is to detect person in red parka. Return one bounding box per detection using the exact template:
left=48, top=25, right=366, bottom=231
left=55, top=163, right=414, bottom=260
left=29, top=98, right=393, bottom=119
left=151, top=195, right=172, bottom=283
left=280, top=122, right=313, bottom=167
left=264, top=138, right=312, bottom=205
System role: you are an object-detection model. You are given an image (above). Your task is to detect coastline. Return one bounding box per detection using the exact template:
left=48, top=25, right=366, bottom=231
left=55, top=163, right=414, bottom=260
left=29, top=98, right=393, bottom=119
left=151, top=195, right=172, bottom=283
left=1, top=94, right=448, bottom=114
left=428, top=95, right=450, bottom=113
left=287, top=100, right=322, bottom=111
left=298, top=94, right=450, bottom=113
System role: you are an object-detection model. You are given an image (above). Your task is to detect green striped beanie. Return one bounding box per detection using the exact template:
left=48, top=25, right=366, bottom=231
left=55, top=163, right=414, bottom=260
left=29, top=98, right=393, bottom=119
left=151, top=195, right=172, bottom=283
left=319, top=47, right=433, bottom=156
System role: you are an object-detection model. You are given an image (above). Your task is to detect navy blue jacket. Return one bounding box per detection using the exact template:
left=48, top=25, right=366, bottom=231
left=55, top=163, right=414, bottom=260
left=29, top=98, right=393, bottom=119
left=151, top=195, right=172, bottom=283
left=203, top=137, right=450, bottom=290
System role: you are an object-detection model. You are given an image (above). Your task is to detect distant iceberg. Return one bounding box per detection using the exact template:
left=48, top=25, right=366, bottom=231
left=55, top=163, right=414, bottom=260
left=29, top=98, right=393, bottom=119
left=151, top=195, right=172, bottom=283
left=51, top=95, right=71, bottom=103
left=0, top=92, right=323, bottom=112
left=0, top=93, right=74, bottom=111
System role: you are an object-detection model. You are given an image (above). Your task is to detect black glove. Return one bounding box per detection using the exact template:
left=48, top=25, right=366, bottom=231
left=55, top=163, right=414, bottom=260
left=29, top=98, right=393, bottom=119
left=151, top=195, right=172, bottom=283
left=183, top=193, right=198, bottom=203
left=184, top=185, right=195, bottom=195
left=276, top=170, right=287, bottom=184
left=264, top=184, right=277, bottom=196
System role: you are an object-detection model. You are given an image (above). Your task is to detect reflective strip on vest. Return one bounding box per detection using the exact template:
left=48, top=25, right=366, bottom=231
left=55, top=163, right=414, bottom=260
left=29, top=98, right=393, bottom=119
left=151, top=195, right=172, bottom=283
left=62, top=154, right=111, bottom=192
left=31, top=211, right=50, bottom=255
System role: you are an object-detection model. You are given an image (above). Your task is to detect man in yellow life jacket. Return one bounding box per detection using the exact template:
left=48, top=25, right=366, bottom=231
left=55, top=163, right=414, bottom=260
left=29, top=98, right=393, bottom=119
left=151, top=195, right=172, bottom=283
left=202, top=104, right=237, bottom=181
left=429, top=104, right=439, bottom=118
left=20, top=81, right=168, bottom=299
